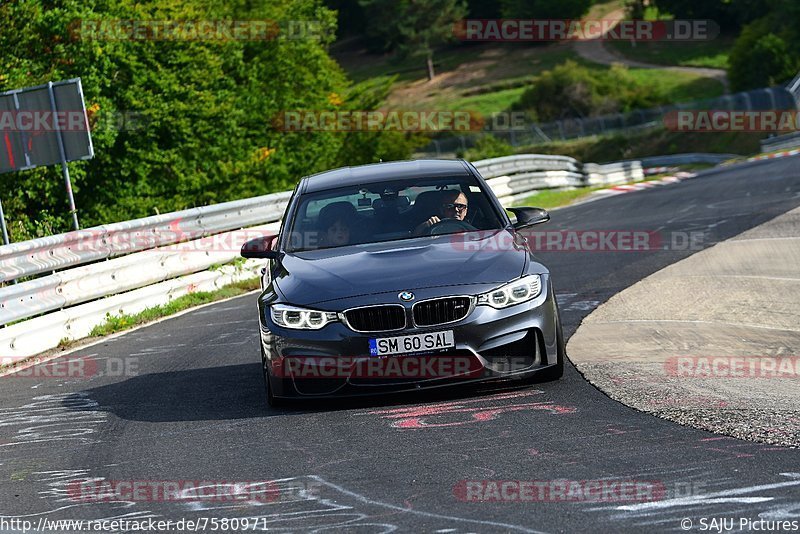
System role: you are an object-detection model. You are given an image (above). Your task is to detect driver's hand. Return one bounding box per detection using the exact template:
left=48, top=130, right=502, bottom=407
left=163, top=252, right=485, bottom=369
left=413, top=216, right=440, bottom=236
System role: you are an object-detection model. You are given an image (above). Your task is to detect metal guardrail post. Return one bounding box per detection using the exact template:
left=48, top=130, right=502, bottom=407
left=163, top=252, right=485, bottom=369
left=787, top=71, right=800, bottom=97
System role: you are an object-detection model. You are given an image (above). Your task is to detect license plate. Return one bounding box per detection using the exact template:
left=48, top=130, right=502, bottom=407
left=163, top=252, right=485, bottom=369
left=369, top=331, right=455, bottom=357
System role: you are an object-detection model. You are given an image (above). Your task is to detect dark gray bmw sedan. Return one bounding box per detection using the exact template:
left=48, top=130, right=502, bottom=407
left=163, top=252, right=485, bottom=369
left=242, top=159, right=564, bottom=406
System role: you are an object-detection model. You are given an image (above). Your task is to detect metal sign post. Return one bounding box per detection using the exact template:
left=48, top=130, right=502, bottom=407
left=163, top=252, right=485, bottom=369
left=0, top=196, right=9, bottom=245
left=1, top=78, right=94, bottom=237
left=47, top=81, right=80, bottom=231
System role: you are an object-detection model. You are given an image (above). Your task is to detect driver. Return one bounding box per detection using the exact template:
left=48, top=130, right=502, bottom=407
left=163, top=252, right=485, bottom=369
left=412, top=190, right=469, bottom=236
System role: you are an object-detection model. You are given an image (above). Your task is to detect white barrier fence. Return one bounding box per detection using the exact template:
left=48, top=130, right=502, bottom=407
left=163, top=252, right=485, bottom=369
left=474, top=154, right=582, bottom=178
left=788, top=72, right=800, bottom=103
left=583, top=162, right=644, bottom=187
left=0, top=192, right=291, bottom=283
left=760, top=131, right=800, bottom=153
left=0, top=155, right=643, bottom=363
left=0, top=224, right=280, bottom=326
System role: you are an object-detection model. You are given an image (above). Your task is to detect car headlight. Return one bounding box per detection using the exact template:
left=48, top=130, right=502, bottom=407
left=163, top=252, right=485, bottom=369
left=477, top=275, right=542, bottom=309
left=270, top=304, right=339, bottom=330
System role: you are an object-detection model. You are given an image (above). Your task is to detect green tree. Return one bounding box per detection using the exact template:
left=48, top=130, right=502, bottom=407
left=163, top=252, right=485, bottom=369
left=724, top=0, right=800, bottom=91
left=466, top=0, right=502, bottom=18
left=359, top=0, right=467, bottom=81
left=650, top=0, right=770, bottom=31
left=0, top=0, right=419, bottom=239
left=513, top=61, right=665, bottom=121
left=501, top=0, right=592, bottom=20
left=398, top=0, right=468, bottom=81
left=325, top=0, right=368, bottom=38
left=335, top=76, right=427, bottom=162
left=728, top=20, right=797, bottom=91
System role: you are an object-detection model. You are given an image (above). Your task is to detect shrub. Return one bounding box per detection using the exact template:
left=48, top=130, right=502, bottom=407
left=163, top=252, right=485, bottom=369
left=728, top=19, right=798, bottom=91
left=513, top=61, right=665, bottom=122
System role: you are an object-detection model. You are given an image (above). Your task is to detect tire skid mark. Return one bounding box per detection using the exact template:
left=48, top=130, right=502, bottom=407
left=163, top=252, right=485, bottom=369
left=584, top=472, right=800, bottom=527
left=358, top=390, right=576, bottom=429
left=172, top=475, right=537, bottom=533
left=0, top=392, right=107, bottom=448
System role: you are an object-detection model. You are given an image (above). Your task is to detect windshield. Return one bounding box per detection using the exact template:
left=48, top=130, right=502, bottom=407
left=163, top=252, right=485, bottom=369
left=286, top=176, right=505, bottom=252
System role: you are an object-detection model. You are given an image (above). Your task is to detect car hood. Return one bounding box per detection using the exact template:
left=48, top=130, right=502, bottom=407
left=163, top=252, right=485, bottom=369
left=275, top=230, right=530, bottom=306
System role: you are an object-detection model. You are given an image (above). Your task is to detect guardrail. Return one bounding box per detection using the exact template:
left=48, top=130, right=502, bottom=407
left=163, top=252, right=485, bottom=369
left=0, top=155, right=644, bottom=363
left=419, top=85, right=799, bottom=156
left=753, top=72, right=800, bottom=153
left=478, top=157, right=642, bottom=204
left=636, top=153, right=739, bottom=168
left=0, top=192, right=291, bottom=283
left=0, top=224, right=280, bottom=326
left=760, top=131, right=800, bottom=153
left=788, top=72, right=800, bottom=103
left=583, top=161, right=643, bottom=187
left=473, top=154, right=581, bottom=178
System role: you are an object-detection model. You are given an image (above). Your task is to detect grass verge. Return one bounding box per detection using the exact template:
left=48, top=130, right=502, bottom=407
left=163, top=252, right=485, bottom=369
left=338, top=40, right=724, bottom=118
left=1, top=277, right=262, bottom=376
left=514, top=187, right=607, bottom=210
left=622, top=68, right=724, bottom=101
left=606, top=38, right=734, bottom=70
left=88, top=278, right=261, bottom=338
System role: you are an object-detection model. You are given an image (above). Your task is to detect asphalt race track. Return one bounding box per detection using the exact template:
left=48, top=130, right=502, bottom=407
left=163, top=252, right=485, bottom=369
left=1, top=156, right=799, bottom=533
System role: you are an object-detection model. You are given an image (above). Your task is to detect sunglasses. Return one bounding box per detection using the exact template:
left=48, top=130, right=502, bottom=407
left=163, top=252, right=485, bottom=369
left=442, top=203, right=468, bottom=212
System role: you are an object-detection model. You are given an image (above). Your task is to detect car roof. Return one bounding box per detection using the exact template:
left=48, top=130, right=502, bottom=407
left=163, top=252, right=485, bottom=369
left=300, top=159, right=473, bottom=194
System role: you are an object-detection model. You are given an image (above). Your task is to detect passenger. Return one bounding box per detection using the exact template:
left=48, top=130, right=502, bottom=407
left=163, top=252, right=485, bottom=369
left=317, top=202, right=356, bottom=247
left=322, top=218, right=351, bottom=247
left=412, top=190, right=469, bottom=236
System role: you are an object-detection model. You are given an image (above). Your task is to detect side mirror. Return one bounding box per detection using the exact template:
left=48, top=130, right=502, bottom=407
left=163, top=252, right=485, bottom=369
left=241, top=235, right=279, bottom=259
left=509, top=207, right=550, bottom=230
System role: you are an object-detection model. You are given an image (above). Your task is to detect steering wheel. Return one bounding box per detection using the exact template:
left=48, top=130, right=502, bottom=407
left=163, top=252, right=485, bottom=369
left=428, top=218, right=477, bottom=235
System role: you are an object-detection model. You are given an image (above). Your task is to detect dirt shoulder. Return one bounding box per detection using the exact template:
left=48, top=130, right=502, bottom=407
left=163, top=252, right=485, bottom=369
left=567, top=205, right=800, bottom=447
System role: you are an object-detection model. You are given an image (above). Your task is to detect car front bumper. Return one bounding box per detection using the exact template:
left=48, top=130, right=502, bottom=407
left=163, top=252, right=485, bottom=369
left=259, top=276, right=561, bottom=399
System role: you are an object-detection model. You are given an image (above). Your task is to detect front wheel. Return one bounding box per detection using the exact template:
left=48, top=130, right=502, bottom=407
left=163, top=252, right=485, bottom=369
left=534, top=294, right=565, bottom=382
left=534, top=325, right=564, bottom=382
left=261, top=347, right=285, bottom=408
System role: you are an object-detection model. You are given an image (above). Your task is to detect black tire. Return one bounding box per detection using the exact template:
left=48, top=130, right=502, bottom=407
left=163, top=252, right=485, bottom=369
left=261, top=347, right=285, bottom=408
left=534, top=325, right=564, bottom=382
left=266, top=378, right=285, bottom=408
left=534, top=294, right=566, bottom=382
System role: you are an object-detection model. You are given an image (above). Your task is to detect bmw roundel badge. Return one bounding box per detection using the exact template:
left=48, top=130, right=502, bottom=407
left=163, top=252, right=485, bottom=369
left=399, top=291, right=415, bottom=302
